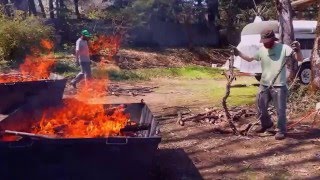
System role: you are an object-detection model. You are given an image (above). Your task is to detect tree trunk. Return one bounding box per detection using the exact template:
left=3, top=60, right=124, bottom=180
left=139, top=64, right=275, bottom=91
left=206, top=0, right=219, bottom=23
left=74, top=0, right=80, bottom=19
left=310, top=7, right=320, bottom=90
left=55, top=0, right=59, bottom=17
left=49, top=0, right=54, bottom=18
left=58, top=0, right=66, bottom=18
left=28, top=0, right=37, bottom=16
left=1, top=0, right=11, bottom=16
left=38, top=0, right=46, bottom=18
left=59, top=0, right=65, bottom=8
left=275, top=0, right=298, bottom=81
left=196, top=0, right=203, bottom=23
left=226, top=0, right=238, bottom=45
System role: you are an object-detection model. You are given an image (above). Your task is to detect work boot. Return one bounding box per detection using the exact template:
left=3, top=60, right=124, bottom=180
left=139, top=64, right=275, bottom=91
left=275, top=132, right=286, bottom=140
left=255, top=122, right=274, bottom=133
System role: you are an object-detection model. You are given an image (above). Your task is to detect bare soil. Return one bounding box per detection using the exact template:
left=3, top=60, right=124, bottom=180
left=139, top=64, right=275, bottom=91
left=65, top=79, right=320, bottom=180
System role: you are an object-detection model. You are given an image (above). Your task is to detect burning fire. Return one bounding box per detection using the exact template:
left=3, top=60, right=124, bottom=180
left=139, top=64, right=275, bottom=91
left=31, top=36, right=124, bottom=138
left=0, top=39, right=55, bottom=83
left=89, top=35, right=121, bottom=62
left=0, top=36, right=131, bottom=140
left=31, top=98, right=130, bottom=138
left=75, top=78, right=108, bottom=100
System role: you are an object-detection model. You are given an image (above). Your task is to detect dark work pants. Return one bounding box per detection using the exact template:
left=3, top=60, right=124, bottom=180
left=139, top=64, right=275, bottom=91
left=256, top=85, right=288, bottom=133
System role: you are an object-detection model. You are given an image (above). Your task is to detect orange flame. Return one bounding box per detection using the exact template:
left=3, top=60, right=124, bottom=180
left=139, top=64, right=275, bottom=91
left=76, top=78, right=108, bottom=100
left=89, top=35, right=121, bottom=62
left=0, top=36, right=130, bottom=139
left=29, top=78, right=128, bottom=138
left=31, top=99, right=129, bottom=138
left=0, top=39, right=55, bottom=83
left=19, top=55, right=55, bottom=80
left=40, top=39, right=54, bottom=51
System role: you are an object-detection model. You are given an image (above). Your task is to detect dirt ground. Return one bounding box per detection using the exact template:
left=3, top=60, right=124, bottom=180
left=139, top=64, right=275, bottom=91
left=66, top=78, right=320, bottom=180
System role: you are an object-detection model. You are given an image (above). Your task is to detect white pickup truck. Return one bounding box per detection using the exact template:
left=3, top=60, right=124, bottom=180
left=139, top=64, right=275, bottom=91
left=233, top=17, right=317, bottom=84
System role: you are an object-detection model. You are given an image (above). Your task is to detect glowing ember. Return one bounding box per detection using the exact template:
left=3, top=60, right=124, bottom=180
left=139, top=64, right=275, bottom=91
left=0, top=39, right=55, bottom=83
left=0, top=135, right=21, bottom=142
left=31, top=99, right=129, bottom=138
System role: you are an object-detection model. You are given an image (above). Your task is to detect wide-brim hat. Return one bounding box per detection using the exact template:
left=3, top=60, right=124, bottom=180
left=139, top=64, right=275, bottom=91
left=260, top=29, right=279, bottom=43
left=81, top=29, right=92, bottom=38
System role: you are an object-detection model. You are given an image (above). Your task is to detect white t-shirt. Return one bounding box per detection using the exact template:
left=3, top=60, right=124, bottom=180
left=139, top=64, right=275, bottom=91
left=76, top=38, right=90, bottom=62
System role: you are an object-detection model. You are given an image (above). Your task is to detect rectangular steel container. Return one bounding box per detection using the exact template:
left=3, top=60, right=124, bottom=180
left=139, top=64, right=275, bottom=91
left=0, top=73, right=66, bottom=114
left=0, top=101, right=161, bottom=180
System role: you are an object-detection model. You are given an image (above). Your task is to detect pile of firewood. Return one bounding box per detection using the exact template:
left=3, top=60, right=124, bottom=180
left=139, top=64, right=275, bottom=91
left=107, top=84, right=158, bottom=97
left=176, top=107, right=257, bottom=126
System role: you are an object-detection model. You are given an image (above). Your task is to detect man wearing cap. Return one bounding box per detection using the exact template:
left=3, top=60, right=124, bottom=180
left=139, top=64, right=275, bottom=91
left=70, top=29, right=92, bottom=88
left=234, top=29, right=303, bottom=140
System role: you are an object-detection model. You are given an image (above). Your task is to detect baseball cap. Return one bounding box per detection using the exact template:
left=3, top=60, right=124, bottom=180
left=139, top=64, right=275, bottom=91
left=260, top=29, right=279, bottom=43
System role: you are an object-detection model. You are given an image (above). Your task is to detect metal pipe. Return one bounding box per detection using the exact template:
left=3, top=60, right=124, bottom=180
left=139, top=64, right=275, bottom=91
left=3, top=130, right=55, bottom=139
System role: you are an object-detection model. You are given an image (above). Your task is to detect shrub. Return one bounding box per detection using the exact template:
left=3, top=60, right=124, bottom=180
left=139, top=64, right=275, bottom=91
left=0, top=11, right=54, bottom=63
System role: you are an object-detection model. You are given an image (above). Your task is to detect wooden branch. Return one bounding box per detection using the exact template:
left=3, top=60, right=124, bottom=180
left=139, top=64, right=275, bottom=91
left=222, top=54, right=239, bottom=135
left=182, top=114, right=219, bottom=123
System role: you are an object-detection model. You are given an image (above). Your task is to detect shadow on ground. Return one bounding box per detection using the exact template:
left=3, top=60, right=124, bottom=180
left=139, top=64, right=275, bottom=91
left=151, top=148, right=203, bottom=180
left=158, top=117, right=320, bottom=179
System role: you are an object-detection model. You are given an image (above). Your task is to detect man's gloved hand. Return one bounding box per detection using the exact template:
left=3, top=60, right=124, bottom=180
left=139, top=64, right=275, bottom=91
left=291, top=41, right=301, bottom=52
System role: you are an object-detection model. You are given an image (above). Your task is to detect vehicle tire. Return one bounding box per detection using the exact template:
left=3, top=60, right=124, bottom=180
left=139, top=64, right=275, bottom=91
left=298, top=63, right=311, bottom=85
left=255, top=74, right=261, bottom=82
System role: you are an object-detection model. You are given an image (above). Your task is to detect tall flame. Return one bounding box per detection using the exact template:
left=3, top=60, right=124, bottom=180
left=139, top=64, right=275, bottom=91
left=0, top=39, right=55, bottom=83
left=30, top=36, right=128, bottom=138
left=89, top=35, right=121, bottom=62
left=31, top=99, right=129, bottom=138
left=0, top=36, right=131, bottom=139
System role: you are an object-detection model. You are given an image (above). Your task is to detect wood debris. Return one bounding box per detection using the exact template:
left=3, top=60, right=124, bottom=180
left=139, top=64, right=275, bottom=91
left=107, top=84, right=158, bottom=96
left=177, top=107, right=257, bottom=126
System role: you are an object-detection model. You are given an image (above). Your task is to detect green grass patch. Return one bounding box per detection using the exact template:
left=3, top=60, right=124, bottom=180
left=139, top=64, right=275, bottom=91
left=105, top=69, right=144, bottom=81
left=228, top=86, right=257, bottom=106
left=201, top=84, right=258, bottom=106
left=154, top=77, right=258, bottom=107
left=0, top=60, right=10, bottom=72
left=135, top=66, right=223, bottom=80
left=52, top=59, right=79, bottom=78
left=92, top=66, right=224, bottom=81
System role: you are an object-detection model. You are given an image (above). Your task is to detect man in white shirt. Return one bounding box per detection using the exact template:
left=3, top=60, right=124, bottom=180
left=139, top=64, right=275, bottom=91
left=70, top=29, right=92, bottom=88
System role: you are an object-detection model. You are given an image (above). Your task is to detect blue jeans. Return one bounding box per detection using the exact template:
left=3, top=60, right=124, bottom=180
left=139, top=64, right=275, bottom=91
left=256, top=85, right=288, bottom=133
left=71, top=62, right=92, bottom=85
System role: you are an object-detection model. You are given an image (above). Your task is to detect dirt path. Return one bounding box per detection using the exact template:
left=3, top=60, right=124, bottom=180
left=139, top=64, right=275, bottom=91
left=155, top=118, right=320, bottom=180
left=66, top=78, right=320, bottom=179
